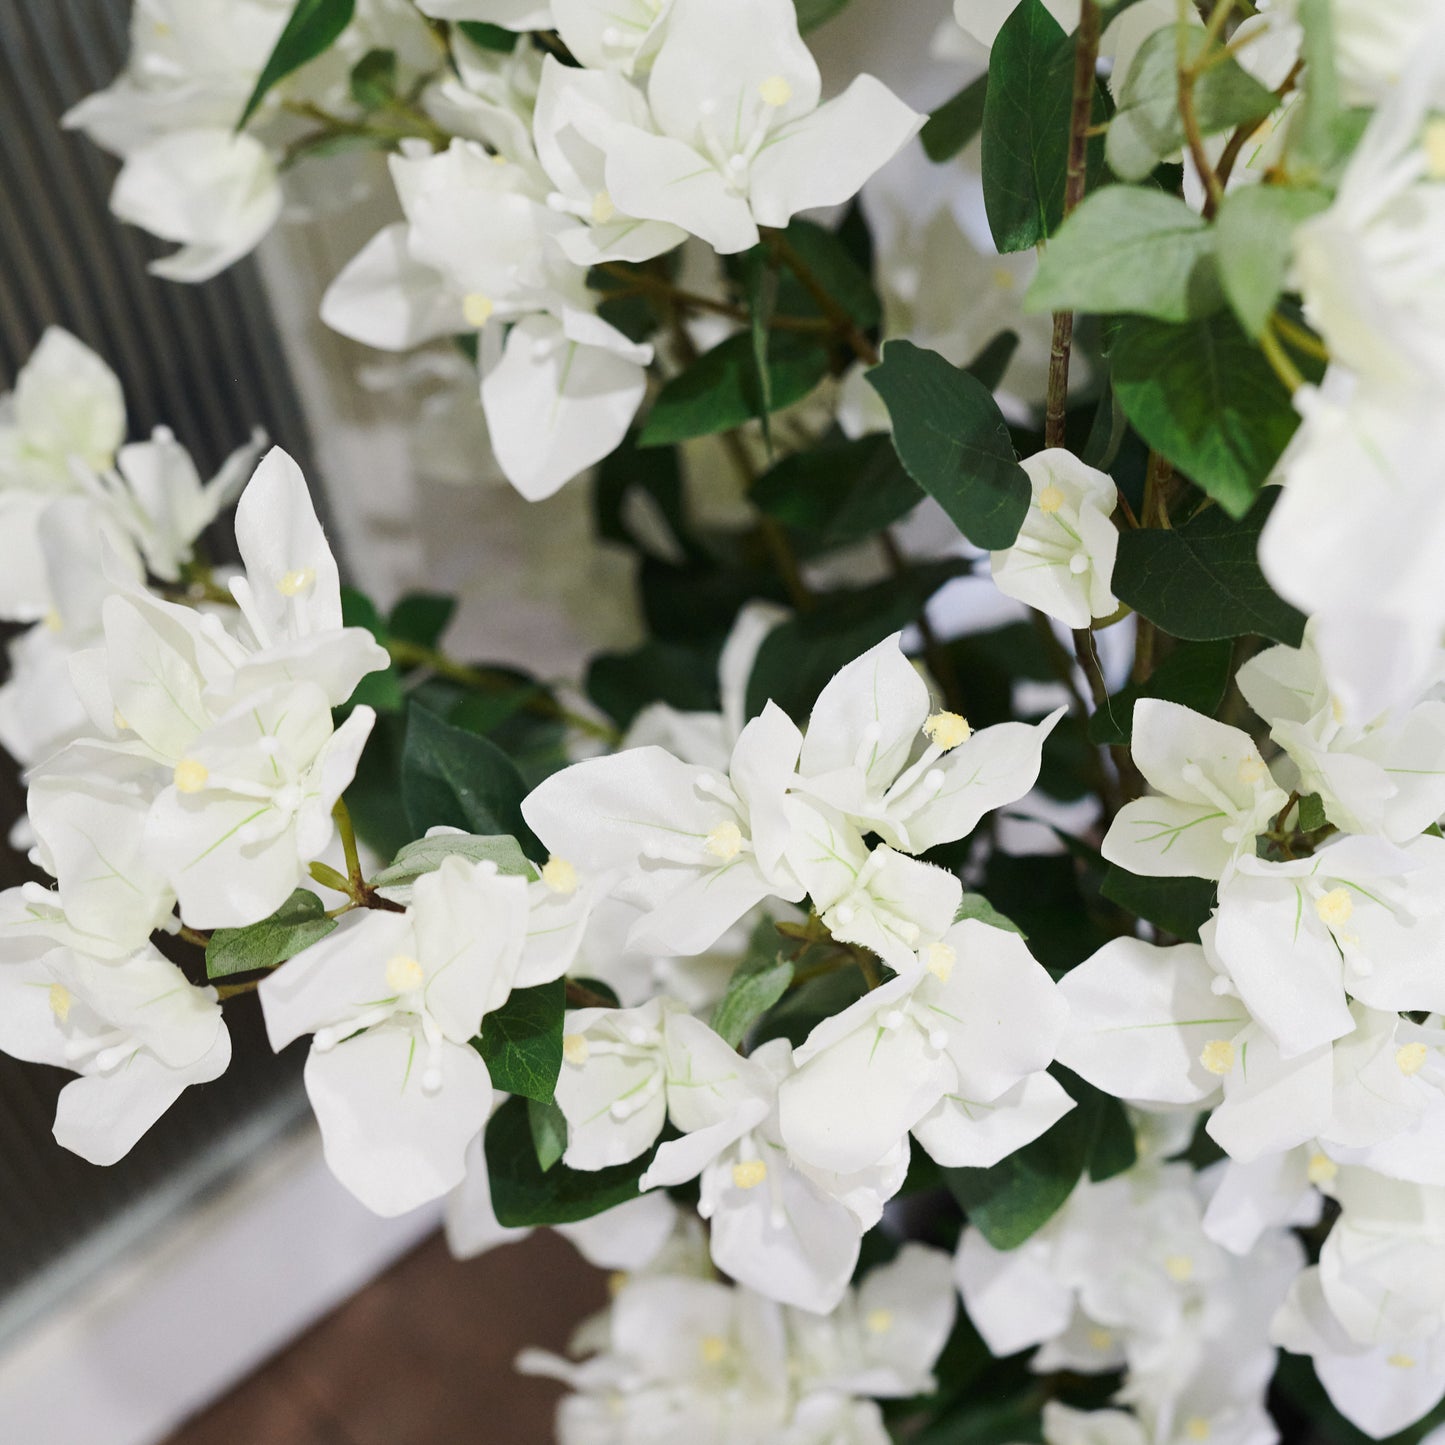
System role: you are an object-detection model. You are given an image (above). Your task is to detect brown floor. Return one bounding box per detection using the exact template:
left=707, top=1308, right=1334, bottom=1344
left=162, top=1230, right=606, bottom=1445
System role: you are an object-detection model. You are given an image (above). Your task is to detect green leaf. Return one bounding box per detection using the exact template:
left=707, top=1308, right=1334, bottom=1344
left=745, top=559, right=967, bottom=721
left=401, top=704, right=536, bottom=849
left=528, top=1097, right=567, bottom=1173
left=1101, top=866, right=1216, bottom=940
left=775, top=219, right=881, bottom=331
left=1088, top=639, right=1233, bottom=746
left=206, top=889, right=336, bottom=979
left=1112, top=311, right=1303, bottom=517
left=475, top=980, right=565, bottom=1104
left=793, top=0, right=851, bottom=30
left=980, top=0, right=1074, bottom=251
left=867, top=340, right=1030, bottom=549
left=371, top=832, right=536, bottom=890
left=1113, top=490, right=1306, bottom=644
left=388, top=592, right=457, bottom=649
left=239, top=0, right=356, bottom=129
left=1293, top=0, right=1350, bottom=175
left=456, top=20, right=518, bottom=51
left=587, top=639, right=720, bottom=730
left=1216, top=185, right=1331, bottom=337
left=348, top=47, right=396, bottom=110
left=922, top=73, right=989, bottom=163
left=340, top=585, right=404, bottom=711
left=1106, top=25, right=1278, bottom=183
left=638, top=332, right=830, bottom=447
left=942, top=1067, right=1122, bottom=1249
left=711, top=918, right=794, bottom=1048
left=1027, top=186, right=1221, bottom=323
left=752, top=433, right=923, bottom=552
left=1298, top=792, right=1328, bottom=833
left=485, top=1095, right=653, bottom=1226
left=955, top=893, right=1026, bottom=937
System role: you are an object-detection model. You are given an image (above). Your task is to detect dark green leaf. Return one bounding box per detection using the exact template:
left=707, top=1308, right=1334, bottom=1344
left=743, top=251, right=780, bottom=447
left=1113, top=311, right=1304, bottom=517
left=587, top=639, right=720, bottom=730
left=1113, top=490, right=1305, bottom=643
left=528, top=1097, right=567, bottom=1173
left=922, top=74, right=989, bottom=163
left=745, top=559, right=967, bottom=721
left=388, top=592, right=456, bottom=649
left=711, top=918, right=794, bottom=1048
left=964, top=330, right=1020, bottom=392
left=476, top=980, right=565, bottom=1104
left=955, top=893, right=1026, bottom=937
left=1216, top=185, right=1331, bottom=337
left=1027, top=186, right=1221, bottom=323
left=1080, top=1072, right=1138, bottom=1181
left=456, top=20, right=518, bottom=51
left=1106, top=25, right=1278, bottom=182
left=982, top=851, right=1110, bottom=974
left=1101, top=866, right=1216, bottom=940
left=1088, top=639, right=1233, bottom=746
left=239, top=0, right=356, bottom=129
left=371, top=833, right=536, bottom=890
left=401, top=704, right=536, bottom=850
left=593, top=433, right=694, bottom=559
left=638, top=332, right=830, bottom=447
left=206, top=889, right=336, bottom=979
left=751, top=967, right=869, bottom=1051
left=867, top=340, right=1029, bottom=550
left=348, top=47, right=396, bottom=110
left=640, top=556, right=788, bottom=646
left=981, top=2, right=1106, bottom=251
left=752, top=433, right=923, bottom=552
left=1298, top=792, right=1328, bottom=833
left=776, top=219, right=881, bottom=331
left=486, top=1094, right=652, bottom=1226
left=793, top=0, right=852, bottom=30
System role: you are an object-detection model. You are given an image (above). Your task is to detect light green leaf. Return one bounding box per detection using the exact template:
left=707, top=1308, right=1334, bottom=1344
left=475, top=980, right=565, bottom=1104
left=866, top=340, right=1030, bottom=549
left=1216, top=185, right=1331, bottom=337
left=1111, top=310, right=1303, bottom=516
left=348, top=48, right=396, bottom=110
left=1027, top=186, right=1220, bottom=323
left=1112, top=490, right=1307, bottom=645
left=793, top=0, right=852, bottom=31
left=528, top=1097, right=567, bottom=1173
left=1298, top=792, right=1328, bottom=833
left=1107, top=24, right=1278, bottom=183
left=371, top=833, right=537, bottom=890
left=955, top=893, right=1026, bottom=937
left=239, top=0, right=356, bottom=129
left=712, top=919, right=794, bottom=1048
left=206, top=889, right=336, bottom=979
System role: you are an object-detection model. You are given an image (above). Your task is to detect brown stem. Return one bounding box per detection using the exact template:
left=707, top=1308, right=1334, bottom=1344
left=1215, top=58, right=1302, bottom=190
left=565, top=979, right=616, bottom=1011
left=765, top=231, right=880, bottom=368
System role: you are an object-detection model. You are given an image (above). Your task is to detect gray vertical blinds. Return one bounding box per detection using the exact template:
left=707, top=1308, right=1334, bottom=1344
left=0, top=0, right=317, bottom=1328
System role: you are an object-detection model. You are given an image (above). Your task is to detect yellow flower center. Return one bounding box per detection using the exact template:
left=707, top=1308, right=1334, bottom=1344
left=865, top=1308, right=894, bottom=1334
left=590, top=191, right=616, bottom=224
left=731, top=1159, right=767, bottom=1190
left=758, top=75, right=792, bottom=107
left=276, top=567, right=315, bottom=597
left=1307, top=1152, right=1338, bottom=1185
left=462, top=293, right=495, bottom=327
left=923, top=712, right=971, bottom=751
left=925, top=941, right=956, bottom=983
left=1185, top=1418, right=1211, bottom=1441
left=385, top=954, right=426, bottom=993
left=1163, top=1254, right=1194, bottom=1283
left=1388, top=1353, right=1417, bottom=1369
left=173, top=758, right=209, bottom=794
left=1236, top=756, right=1266, bottom=785
left=1087, top=1327, right=1114, bottom=1352
left=1314, top=888, right=1354, bottom=930
left=1199, top=1039, right=1234, bottom=1076
left=699, top=1335, right=728, bottom=1365
left=1037, top=484, right=1066, bottom=514
left=541, top=856, right=579, bottom=895
left=1397, top=1042, right=1429, bottom=1076
left=705, top=821, right=743, bottom=861
left=48, top=983, right=72, bottom=1022
left=562, top=1033, right=590, bottom=1066
left=1425, top=117, right=1445, bottom=180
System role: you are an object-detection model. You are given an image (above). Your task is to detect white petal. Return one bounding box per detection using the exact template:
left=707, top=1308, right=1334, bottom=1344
left=1206, top=1025, right=1334, bottom=1161
left=445, top=1130, right=532, bottom=1259
left=320, top=223, right=460, bottom=351
left=954, top=1227, right=1074, bottom=1358
left=911, top=1069, right=1074, bottom=1168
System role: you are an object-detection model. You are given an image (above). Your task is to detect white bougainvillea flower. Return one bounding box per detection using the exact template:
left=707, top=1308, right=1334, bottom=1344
left=1273, top=1170, right=1445, bottom=1438
left=640, top=1037, right=908, bottom=1314
left=227, top=447, right=390, bottom=707
left=109, top=129, right=283, bottom=283
left=1102, top=700, right=1288, bottom=881
left=523, top=702, right=804, bottom=956
left=788, top=1242, right=957, bottom=1394
left=596, top=0, right=923, bottom=254
left=551, top=0, right=671, bottom=73
left=950, top=0, right=1078, bottom=55
left=446, top=1127, right=678, bottom=1263
left=554, top=997, right=766, bottom=1171
left=1236, top=627, right=1445, bottom=841
left=1212, top=835, right=1445, bottom=1058
left=784, top=800, right=961, bottom=972
left=145, top=682, right=374, bottom=929
left=532, top=57, right=688, bottom=267
left=1201, top=1148, right=1326, bottom=1258
left=794, top=633, right=1063, bottom=855
left=415, top=0, right=553, bottom=26
left=25, top=740, right=174, bottom=949
left=260, top=857, right=528, bottom=1215
left=990, top=449, right=1119, bottom=629
left=0, top=942, right=229, bottom=1165
left=779, top=919, right=1071, bottom=1175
